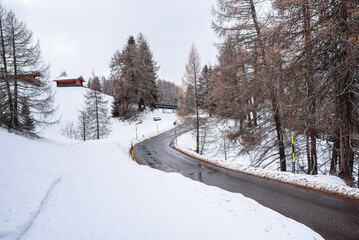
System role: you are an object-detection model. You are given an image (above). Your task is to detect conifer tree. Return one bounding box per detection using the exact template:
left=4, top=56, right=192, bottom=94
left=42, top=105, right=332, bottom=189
left=0, top=3, right=55, bottom=134
left=88, top=74, right=102, bottom=92
left=136, top=33, right=158, bottom=110
left=84, top=89, right=111, bottom=140
left=183, top=43, right=201, bottom=153
left=198, top=64, right=212, bottom=111
left=77, top=108, right=91, bottom=141
left=110, top=36, right=138, bottom=119
left=102, top=77, right=113, bottom=96
left=210, top=0, right=359, bottom=182
left=20, top=98, right=35, bottom=132
left=110, top=34, right=159, bottom=119
left=213, top=0, right=287, bottom=171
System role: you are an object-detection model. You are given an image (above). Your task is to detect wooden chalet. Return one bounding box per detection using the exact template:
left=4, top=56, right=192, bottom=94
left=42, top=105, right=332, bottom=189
left=9, top=73, right=41, bottom=85
left=53, top=76, right=85, bottom=87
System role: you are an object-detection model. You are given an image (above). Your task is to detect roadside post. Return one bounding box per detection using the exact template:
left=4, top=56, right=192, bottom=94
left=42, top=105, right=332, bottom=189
left=131, top=140, right=134, bottom=160
left=223, top=136, right=227, bottom=160
left=135, top=124, right=138, bottom=140
left=157, top=123, right=158, bottom=133
left=291, top=134, right=295, bottom=173
left=175, top=126, right=178, bottom=145
left=196, top=129, right=198, bottom=151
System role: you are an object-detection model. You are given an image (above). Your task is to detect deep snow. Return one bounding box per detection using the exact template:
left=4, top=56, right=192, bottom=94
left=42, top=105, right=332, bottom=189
left=0, top=86, right=323, bottom=239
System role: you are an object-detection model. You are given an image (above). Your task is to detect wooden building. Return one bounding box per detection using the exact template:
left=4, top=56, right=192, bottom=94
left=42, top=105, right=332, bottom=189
left=53, top=76, right=85, bottom=87
left=9, top=73, right=41, bottom=85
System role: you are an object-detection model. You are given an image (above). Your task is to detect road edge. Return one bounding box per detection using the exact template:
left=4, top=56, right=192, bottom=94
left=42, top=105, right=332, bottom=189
left=170, top=139, right=359, bottom=202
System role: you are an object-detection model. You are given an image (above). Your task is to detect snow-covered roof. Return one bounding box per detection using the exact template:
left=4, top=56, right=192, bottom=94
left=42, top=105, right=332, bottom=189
left=53, top=75, right=85, bottom=82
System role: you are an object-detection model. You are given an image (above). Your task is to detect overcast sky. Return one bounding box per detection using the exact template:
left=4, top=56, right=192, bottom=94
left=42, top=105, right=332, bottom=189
left=3, top=0, right=219, bottom=85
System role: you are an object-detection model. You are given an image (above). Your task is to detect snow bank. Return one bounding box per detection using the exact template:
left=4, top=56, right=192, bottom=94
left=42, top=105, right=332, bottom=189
left=0, top=86, right=323, bottom=239
left=176, top=129, right=359, bottom=200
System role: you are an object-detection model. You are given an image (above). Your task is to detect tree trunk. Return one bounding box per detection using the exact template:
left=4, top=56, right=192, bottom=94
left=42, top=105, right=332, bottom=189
left=272, top=93, right=286, bottom=171
left=194, top=67, right=200, bottom=154
left=0, top=15, right=15, bottom=128
left=249, top=0, right=286, bottom=171
left=310, top=127, right=317, bottom=174
left=83, top=121, right=86, bottom=141
left=339, top=124, right=346, bottom=178
left=306, top=133, right=311, bottom=174
left=339, top=92, right=354, bottom=181
left=330, top=132, right=340, bottom=174
left=303, top=0, right=317, bottom=175
left=247, top=101, right=252, bottom=128
left=95, top=91, right=100, bottom=139
left=252, top=97, right=258, bottom=127
left=11, top=20, right=19, bottom=128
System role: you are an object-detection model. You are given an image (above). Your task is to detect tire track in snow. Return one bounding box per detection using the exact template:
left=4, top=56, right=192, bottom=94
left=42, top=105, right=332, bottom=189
left=16, top=177, right=61, bottom=240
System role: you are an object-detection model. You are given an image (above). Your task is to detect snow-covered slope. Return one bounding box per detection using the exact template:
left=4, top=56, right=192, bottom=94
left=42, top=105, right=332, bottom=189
left=0, top=85, right=323, bottom=240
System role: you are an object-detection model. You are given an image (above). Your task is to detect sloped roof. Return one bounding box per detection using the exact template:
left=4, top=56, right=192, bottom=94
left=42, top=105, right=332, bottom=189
left=53, top=75, right=85, bottom=82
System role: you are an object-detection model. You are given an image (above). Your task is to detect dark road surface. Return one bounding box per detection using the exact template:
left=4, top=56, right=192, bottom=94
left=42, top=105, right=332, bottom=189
left=134, top=129, right=359, bottom=240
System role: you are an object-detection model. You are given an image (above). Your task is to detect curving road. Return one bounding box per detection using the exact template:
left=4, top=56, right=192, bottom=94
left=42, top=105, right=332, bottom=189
left=134, top=128, right=359, bottom=240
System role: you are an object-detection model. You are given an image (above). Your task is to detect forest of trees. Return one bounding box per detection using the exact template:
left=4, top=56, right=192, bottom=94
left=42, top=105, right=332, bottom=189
left=0, top=4, right=55, bottom=136
left=157, top=79, right=179, bottom=104
left=102, top=78, right=114, bottom=96
left=179, top=0, right=359, bottom=184
left=87, top=73, right=114, bottom=97
left=110, top=34, right=159, bottom=119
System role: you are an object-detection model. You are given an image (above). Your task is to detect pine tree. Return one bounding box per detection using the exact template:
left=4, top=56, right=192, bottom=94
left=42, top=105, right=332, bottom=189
left=176, top=87, right=187, bottom=117
left=210, top=0, right=359, bottom=181
left=102, top=77, right=113, bottom=96
left=183, top=43, right=201, bottom=153
left=58, top=71, right=67, bottom=77
left=20, top=98, right=35, bottom=132
left=88, top=74, right=102, bottom=92
left=110, top=34, right=159, bottom=119
left=111, top=98, right=120, bottom=117
left=273, top=0, right=322, bottom=175
left=184, top=84, right=195, bottom=115
left=77, top=108, right=91, bottom=141
left=0, top=3, right=15, bottom=128
left=110, top=36, right=138, bottom=119
left=84, top=89, right=111, bottom=140
left=315, top=0, right=359, bottom=181
left=0, top=4, right=55, bottom=134
left=136, top=33, right=158, bottom=110
left=87, top=79, right=92, bottom=88
left=213, top=0, right=287, bottom=171
left=198, top=64, right=212, bottom=111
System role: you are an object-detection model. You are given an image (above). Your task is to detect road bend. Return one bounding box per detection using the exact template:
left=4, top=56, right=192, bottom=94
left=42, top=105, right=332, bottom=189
left=134, top=128, right=359, bottom=240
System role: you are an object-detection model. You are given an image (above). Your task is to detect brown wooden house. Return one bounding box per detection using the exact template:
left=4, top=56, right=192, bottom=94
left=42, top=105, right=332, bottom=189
left=53, top=76, right=85, bottom=87
left=9, top=73, right=41, bottom=85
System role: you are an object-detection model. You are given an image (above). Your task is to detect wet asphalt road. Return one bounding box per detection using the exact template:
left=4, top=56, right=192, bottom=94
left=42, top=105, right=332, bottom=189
left=134, top=129, right=359, bottom=240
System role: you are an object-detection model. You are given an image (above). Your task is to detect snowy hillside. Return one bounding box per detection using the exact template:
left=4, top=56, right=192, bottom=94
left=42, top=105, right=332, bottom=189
left=0, top=85, right=323, bottom=239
